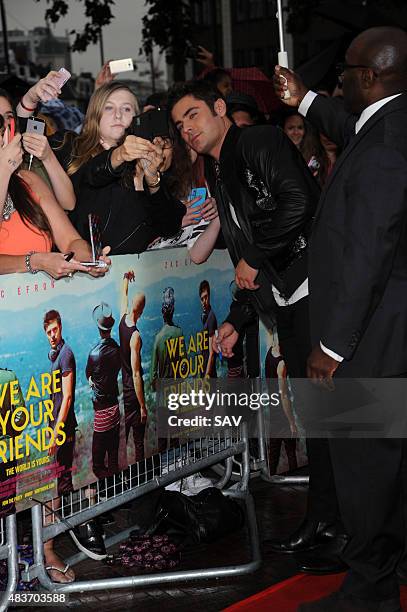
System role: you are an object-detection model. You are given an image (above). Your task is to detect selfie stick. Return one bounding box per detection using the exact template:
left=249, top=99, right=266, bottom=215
left=276, top=0, right=291, bottom=100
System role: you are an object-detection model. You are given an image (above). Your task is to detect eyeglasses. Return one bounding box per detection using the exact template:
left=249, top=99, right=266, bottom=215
left=335, top=62, right=378, bottom=83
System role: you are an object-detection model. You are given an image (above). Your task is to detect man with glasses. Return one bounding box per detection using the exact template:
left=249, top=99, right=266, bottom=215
left=275, top=26, right=407, bottom=612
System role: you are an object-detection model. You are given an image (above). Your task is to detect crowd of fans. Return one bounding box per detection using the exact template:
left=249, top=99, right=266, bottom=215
left=0, top=51, right=343, bottom=280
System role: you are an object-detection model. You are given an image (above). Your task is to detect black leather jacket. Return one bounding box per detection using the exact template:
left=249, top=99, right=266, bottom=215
left=212, top=124, right=320, bottom=331
left=85, top=337, right=121, bottom=408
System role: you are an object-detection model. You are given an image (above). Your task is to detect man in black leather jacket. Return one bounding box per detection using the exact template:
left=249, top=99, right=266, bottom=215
left=169, top=80, right=344, bottom=559
left=86, top=302, right=121, bottom=480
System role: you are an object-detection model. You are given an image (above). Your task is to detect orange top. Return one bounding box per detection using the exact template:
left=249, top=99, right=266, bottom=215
left=0, top=191, right=52, bottom=255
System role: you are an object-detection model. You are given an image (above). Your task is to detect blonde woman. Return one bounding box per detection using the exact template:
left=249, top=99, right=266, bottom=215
left=65, top=82, right=184, bottom=255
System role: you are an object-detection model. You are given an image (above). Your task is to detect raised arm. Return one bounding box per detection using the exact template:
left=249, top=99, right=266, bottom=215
left=22, top=133, right=76, bottom=211
left=273, top=66, right=356, bottom=149
left=130, top=331, right=147, bottom=423
left=16, top=71, right=62, bottom=118
left=120, top=271, right=134, bottom=318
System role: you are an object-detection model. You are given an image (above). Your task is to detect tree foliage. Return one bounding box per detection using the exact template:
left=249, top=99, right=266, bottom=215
left=35, top=0, right=194, bottom=80
left=35, top=0, right=115, bottom=52
left=141, top=0, right=195, bottom=81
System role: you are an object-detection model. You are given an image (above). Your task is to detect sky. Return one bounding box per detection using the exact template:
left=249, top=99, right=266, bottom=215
left=3, top=0, right=167, bottom=81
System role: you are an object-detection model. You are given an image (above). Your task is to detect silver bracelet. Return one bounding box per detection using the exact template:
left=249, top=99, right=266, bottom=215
left=25, top=251, right=38, bottom=274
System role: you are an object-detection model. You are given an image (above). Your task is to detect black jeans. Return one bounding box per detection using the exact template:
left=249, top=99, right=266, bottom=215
left=92, top=424, right=120, bottom=480
left=124, top=404, right=146, bottom=463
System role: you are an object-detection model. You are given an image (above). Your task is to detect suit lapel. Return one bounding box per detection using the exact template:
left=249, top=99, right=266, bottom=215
left=313, top=93, right=407, bottom=222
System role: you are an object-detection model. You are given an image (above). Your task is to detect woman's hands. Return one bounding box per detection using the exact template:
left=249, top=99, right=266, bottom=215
left=30, top=246, right=111, bottom=280
left=22, top=133, right=52, bottom=162
left=195, top=45, right=215, bottom=69
left=181, top=196, right=218, bottom=227
left=24, top=71, right=61, bottom=106
left=95, top=61, right=115, bottom=90
left=112, top=135, right=163, bottom=178
left=200, top=197, right=218, bottom=222
left=30, top=252, right=89, bottom=279
left=0, top=134, right=23, bottom=175
left=88, top=246, right=111, bottom=277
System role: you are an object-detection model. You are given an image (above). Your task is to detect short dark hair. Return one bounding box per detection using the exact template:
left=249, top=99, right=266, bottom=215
left=199, top=280, right=210, bottom=296
left=43, top=309, right=61, bottom=330
left=167, top=80, right=223, bottom=116
left=204, top=68, right=231, bottom=88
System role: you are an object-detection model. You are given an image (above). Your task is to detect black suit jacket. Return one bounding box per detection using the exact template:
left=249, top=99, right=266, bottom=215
left=308, top=93, right=407, bottom=376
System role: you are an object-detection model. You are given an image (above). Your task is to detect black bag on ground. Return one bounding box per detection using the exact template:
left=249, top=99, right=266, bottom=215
left=152, top=487, right=245, bottom=544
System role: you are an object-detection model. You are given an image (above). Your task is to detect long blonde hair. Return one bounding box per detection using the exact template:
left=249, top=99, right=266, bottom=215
left=67, top=82, right=139, bottom=176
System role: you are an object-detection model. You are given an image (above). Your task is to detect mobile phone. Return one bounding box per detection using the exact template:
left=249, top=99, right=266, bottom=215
left=188, top=187, right=207, bottom=209
left=26, top=117, right=45, bottom=136
left=109, top=58, right=134, bottom=75
left=129, top=108, right=169, bottom=142
left=8, top=117, right=15, bottom=141
left=80, top=214, right=107, bottom=267
left=53, top=67, right=71, bottom=89
left=3, top=116, right=15, bottom=146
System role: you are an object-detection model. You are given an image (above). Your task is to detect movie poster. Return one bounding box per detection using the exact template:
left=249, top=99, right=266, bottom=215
left=0, top=248, right=235, bottom=514
left=259, top=322, right=308, bottom=475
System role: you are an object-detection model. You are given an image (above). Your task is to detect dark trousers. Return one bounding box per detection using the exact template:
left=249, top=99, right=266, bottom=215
left=275, top=296, right=340, bottom=524
left=228, top=318, right=260, bottom=378
left=328, top=437, right=405, bottom=600
left=92, top=424, right=120, bottom=480
left=56, top=434, right=76, bottom=496
left=124, top=404, right=146, bottom=463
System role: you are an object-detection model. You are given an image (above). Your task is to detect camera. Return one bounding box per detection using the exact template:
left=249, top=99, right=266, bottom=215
left=129, top=108, right=169, bottom=142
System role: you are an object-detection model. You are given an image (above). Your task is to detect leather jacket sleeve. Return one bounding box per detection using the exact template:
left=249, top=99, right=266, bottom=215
left=224, top=291, right=258, bottom=333
left=238, top=126, right=319, bottom=269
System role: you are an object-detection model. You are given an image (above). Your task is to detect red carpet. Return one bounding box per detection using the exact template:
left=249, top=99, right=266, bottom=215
left=223, top=573, right=407, bottom=612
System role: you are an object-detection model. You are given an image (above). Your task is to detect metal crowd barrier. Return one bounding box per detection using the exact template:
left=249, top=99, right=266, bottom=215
left=211, top=407, right=309, bottom=486
left=0, top=515, right=19, bottom=612
left=25, top=424, right=260, bottom=595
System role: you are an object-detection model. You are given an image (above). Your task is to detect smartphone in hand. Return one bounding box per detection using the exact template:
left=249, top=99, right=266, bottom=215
left=189, top=187, right=207, bottom=208
left=53, top=67, right=71, bottom=89
left=109, top=58, right=134, bottom=74
left=26, top=117, right=46, bottom=136
left=8, top=117, right=15, bottom=141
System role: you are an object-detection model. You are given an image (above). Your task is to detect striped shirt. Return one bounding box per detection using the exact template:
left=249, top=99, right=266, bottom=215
left=94, top=404, right=120, bottom=433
